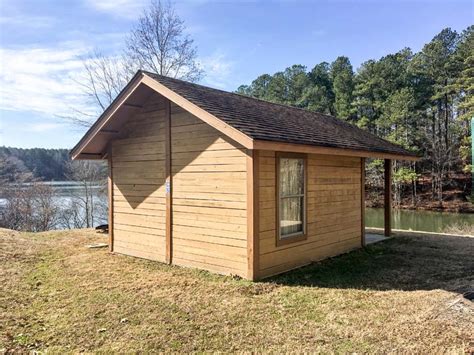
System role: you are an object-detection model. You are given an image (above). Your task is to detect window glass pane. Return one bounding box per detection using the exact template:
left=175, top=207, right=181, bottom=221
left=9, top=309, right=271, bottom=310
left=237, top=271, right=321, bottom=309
left=279, top=158, right=304, bottom=196
left=280, top=196, right=304, bottom=237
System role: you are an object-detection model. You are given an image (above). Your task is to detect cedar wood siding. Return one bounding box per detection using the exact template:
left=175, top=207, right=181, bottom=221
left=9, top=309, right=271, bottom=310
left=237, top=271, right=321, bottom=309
left=170, top=104, right=248, bottom=277
left=109, top=91, right=362, bottom=279
left=258, top=150, right=362, bottom=278
left=111, top=95, right=167, bottom=261
left=109, top=92, right=248, bottom=277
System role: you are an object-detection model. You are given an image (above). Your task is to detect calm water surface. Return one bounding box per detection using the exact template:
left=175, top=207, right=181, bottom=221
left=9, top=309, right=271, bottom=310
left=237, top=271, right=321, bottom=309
left=366, top=208, right=474, bottom=233
left=2, top=183, right=472, bottom=233
left=0, top=182, right=108, bottom=228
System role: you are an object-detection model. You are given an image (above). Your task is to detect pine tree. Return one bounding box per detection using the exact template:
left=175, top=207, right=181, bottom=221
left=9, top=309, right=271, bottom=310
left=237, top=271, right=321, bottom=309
left=330, top=56, right=354, bottom=120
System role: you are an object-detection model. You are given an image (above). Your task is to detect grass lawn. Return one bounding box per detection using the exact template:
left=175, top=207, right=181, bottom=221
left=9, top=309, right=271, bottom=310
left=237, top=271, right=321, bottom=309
left=1, top=228, right=473, bottom=353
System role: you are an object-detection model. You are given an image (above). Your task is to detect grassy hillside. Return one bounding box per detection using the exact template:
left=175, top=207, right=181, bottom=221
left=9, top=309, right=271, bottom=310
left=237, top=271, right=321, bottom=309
left=1, top=229, right=473, bottom=352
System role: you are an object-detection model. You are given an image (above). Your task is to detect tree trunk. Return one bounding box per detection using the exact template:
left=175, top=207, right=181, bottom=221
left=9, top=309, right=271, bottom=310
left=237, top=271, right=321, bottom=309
left=431, top=111, right=436, bottom=199
left=438, top=176, right=443, bottom=205
left=444, top=80, right=449, bottom=149
left=412, top=162, right=417, bottom=207
left=84, top=181, right=90, bottom=228
left=90, top=181, right=95, bottom=228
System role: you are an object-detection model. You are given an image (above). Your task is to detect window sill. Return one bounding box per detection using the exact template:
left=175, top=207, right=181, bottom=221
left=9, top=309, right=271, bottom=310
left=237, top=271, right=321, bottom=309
left=276, top=233, right=307, bottom=247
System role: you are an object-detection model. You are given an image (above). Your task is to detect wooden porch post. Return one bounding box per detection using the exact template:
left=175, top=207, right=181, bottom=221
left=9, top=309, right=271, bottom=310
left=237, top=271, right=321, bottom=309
left=384, top=159, right=392, bottom=237
left=361, top=158, right=366, bottom=246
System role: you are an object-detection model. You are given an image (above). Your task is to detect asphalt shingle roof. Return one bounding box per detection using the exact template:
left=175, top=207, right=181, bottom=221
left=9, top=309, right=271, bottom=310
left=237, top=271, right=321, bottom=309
left=144, top=71, right=417, bottom=158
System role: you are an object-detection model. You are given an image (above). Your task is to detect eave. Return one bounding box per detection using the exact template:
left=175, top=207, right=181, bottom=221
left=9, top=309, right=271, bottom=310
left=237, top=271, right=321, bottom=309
left=71, top=71, right=421, bottom=162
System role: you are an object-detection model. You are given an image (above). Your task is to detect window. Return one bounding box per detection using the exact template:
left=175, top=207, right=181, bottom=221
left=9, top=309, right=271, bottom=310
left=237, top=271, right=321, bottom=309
left=277, top=153, right=307, bottom=245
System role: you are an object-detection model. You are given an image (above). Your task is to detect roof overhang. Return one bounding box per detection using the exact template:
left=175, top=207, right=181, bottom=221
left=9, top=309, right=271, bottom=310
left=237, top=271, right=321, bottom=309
left=70, top=71, right=254, bottom=160
left=71, top=71, right=149, bottom=160
left=252, top=140, right=421, bottom=161
left=71, top=71, right=421, bottom=162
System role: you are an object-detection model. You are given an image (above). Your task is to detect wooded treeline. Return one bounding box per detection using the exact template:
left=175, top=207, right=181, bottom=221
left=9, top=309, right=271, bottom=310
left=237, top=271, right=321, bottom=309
left=0, top=147, right=71, bottom=182
left=0, top=155, right=108, bottom=232
left=0, top=147, right=109, bottom=231
left=237, top=26, right=473, bottom=207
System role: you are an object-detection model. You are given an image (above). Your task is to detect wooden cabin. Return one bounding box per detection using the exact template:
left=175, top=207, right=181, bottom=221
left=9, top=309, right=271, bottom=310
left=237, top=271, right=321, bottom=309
left=71, top=70, right=419, bottom=280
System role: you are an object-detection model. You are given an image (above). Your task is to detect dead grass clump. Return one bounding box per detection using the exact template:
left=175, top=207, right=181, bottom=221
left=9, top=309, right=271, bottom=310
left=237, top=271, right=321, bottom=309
left=443, top=221, right=474, bottom=236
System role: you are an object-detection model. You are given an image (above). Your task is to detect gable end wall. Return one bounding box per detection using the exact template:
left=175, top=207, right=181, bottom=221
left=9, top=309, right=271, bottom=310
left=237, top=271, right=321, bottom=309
left=110, top=94, right=249, bottom=277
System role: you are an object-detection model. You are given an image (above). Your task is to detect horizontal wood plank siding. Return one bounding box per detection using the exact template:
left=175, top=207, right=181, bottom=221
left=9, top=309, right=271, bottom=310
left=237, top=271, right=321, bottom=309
left=111, top=95, right=167, bottom=262
left=171, top=106, right=248, bottom=277
left=258, top=151, right=362, bottom=278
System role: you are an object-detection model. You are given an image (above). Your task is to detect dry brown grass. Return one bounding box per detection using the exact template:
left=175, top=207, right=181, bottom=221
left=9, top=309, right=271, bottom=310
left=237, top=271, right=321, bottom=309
left=443, top=221, right=474, bottom=236
left=1, top=228, right=473, bottom=353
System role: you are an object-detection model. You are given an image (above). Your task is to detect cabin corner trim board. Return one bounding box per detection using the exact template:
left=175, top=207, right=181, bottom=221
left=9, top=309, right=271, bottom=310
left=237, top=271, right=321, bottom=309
left=361, top=157, right=366, bottom=247
left=165, top=99, right=172, bottom=265
left=246, top=149, right=259, bottom=280
left=107, top=144, right=114, bottom=253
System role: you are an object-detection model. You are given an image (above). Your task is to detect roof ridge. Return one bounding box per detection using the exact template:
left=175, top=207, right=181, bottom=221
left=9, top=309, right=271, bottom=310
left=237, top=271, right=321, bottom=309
left=140, top=70, right=418, bottom=158
left=141, top=70, right=390, bottom=144
left=141, top=70, right=340, bottom=121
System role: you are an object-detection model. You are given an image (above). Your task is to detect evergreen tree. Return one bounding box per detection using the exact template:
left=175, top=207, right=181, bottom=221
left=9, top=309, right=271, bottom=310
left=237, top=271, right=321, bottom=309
left=453, top=26, right=474, bottom=171
left=236, top=25, right=473, bottom=205
left=282, top=65, right=310, bottom=106
left=300, top=62, right=334, bottom=114
left=353, top=59, right=379, bottom=131
left=330, top=56, right=354, bottom=120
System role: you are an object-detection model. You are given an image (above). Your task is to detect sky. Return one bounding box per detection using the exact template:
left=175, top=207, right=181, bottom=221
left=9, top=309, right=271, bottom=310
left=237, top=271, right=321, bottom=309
left=0, top=0, right=472, bottom=149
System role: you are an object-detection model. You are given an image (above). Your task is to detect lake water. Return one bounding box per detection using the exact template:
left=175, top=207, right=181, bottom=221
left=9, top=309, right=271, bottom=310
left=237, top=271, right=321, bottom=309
left=0, top=181, right=108, bottom=228
left=0, top=181, right=104, bottom=197
left=365, top=208, right=474, bottom=233
left=2, top=182, right=472, bottom=233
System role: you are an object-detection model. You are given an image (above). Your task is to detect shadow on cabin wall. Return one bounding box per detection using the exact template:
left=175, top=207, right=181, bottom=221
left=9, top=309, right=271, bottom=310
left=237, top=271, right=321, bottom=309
left=112, top=88, right=245, bottom=210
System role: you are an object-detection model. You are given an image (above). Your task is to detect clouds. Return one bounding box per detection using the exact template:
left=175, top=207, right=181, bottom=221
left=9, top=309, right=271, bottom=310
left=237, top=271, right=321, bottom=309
left=0, top=14, right=55, bottom=29
left=200, top=52, right=235, bottom=89
left=0, top=42, right=92, bottom=118
left=83, top=0, right=147, bottom=19
left=0, top=37, right=236, bottom=118
left=83, top=0, right=223, bottom=20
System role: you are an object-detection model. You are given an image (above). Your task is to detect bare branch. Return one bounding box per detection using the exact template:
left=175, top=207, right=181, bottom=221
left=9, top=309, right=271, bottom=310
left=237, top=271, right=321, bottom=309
left=125, top=0, right=203, bottom=81
left=62, top=0, right=203, bottom=130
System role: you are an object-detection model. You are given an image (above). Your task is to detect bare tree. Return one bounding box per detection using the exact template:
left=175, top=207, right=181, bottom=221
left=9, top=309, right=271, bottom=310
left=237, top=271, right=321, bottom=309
left=64, top=160, right=107, bottom=228
left=58, top=198, right=107, bottom=230
left=126, top=0, right=203, bottom=81
left=421, top=106, right=459, bottom=205
left=67, top=51, right=134, bottom=128
left=81, top=51, right=132, bottom=111
left=0, top=183, right=59, bottom=232
left=69, top=0, right=203, bottom=128
left=0, top=153, right=60, bottom=232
